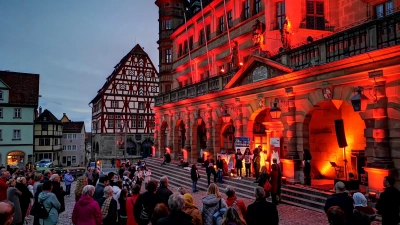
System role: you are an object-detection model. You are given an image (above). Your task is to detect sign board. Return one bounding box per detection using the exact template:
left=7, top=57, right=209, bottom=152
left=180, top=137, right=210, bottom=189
left=234, top=137, right=250, bottom=154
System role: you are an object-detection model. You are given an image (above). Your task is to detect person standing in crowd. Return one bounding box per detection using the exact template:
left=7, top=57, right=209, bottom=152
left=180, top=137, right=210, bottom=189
left=201, top=183, right=228, bottom=225
left=150, top=203, right=169, bottom=225
left=108, top=172, right=117, bottom=187
left=190, top=164, right=200, bottom=193
left=123, top=171, right=133, bottom=194
left=38, top=181, right=61, bottom=225
left=94, top=176, right=110, bottom=201
left=128, top=164, right=136, bottom=180
left=183, top=193, right=202, bottom=225
left=303, top=149, right=312, bottom=186
left=204, top=155, right=217, bottom=186
left=33, top=173, right=43, bottom=195
left=41, top=170, right=52, bottom=183
left=0, top=200, right=15, bottom=225
left=26, top=176, right=35, bottom=196
left=92, top=168, right=100, bottom=185
left=126, top=184, right=141, bottom=225
left=0, top=170, right=10, bottom=201
left=269, top=164, right=279, bottom=205
left=85, top=166, right=94, bottom=185
left=272, top=158, right=282, bottom=202
left=225, top=186, right=247, bottom=219
left=327, top=206, right=347, bottom=225
left=111, top=158, right=115, bottom=168
left=7, top=179, right=22, bottom=225
left=376, top=176, right=400, bottom=225
left=221, top=207, right=246, bottom=225
left=112, top=180, right=123, bottom=216
left=235, top=149, right=244, bottom=179
left=134, top=167, right=144, bottom=187
left=156, top=176, right=173, bottom=208
left=134, top=179, right=163, bottom=225
left=118, top=189, right=129, bottom=225
left=216, top=155, right=224, bottom=183
left=352, top=192, right=376, bottom=225
left=64, top=169, right=74, bottom=196
left=75, top=176, right=88, bottom=202
left=50, top=174, right=66, bottom=214
left=96, top=186, right=118, bottom=225
left=143, top=166, right=151, bottom=184
left=157, top=193, right=193, bottom=225
left=324, top=181, right=354, bottom=225
left=253, top=146, right=261, bottom=182
left=246, top=187, right=279, bottom=225
left=72, top=185, right=102, bottom=225
left=244, top=148, right=252, bottom=177
left=116, top=157, right=121, bottom=169
left=15, top=177, right=33, bottom=222
left=257, top=166, right=270, bottom=197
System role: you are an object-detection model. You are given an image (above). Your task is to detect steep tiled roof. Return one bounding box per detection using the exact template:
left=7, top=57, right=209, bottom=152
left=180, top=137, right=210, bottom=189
left=0, top=70, right=39, bottom=106
left=35, top=109, right=61, bottom=123
left=63, top=121, right=85, bottom=133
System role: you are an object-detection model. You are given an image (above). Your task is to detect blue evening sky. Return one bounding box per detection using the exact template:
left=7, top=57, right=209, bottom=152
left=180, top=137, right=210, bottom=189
left=0, top=1, right=159, bottom=131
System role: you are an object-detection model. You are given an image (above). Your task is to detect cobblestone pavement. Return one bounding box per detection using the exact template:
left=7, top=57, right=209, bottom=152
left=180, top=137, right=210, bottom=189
left=25, top=181, right=381, bottom=225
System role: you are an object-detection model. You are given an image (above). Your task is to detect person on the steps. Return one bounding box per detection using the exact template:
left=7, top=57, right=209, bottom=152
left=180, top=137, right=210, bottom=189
left=190, top=164, right=200, bottom=193
left=253, top=146, right=261, bottom=182
left=235, top=149, right=244, bottom=179
left=162, top=149, right=171, bottom=165
left=216, top=155, right=224, bottom=183
left=204, top=155, right=217, bottom=186
left=303, top=149, right=312, bottom=186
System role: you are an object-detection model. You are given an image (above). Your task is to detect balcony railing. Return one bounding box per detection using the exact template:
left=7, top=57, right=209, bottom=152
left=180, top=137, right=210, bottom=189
left=155, top=11, right=400, bottom=106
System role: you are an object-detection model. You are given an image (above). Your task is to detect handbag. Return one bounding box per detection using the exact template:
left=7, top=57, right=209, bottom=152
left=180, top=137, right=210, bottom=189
left=263, top=180, right=272, bottom=191
left=212, top=199, right=227, bottom=225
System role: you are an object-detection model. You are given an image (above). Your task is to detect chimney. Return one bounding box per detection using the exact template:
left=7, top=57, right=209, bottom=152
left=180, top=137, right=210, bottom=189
left=63, top=113, right=66, bottom=116
left=39, top=106, right=42, bottom=115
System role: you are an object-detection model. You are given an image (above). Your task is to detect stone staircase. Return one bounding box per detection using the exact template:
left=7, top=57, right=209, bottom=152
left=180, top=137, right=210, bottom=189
left=144, top=157, right=331, bottom=213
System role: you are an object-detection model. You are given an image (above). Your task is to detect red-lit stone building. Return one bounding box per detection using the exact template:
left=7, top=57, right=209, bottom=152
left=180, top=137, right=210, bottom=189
left=153, top=0, right=400, bottom=192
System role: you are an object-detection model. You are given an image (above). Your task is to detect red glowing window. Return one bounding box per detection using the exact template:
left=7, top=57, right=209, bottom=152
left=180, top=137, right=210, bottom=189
left=306, top=0, right=325, bottom=31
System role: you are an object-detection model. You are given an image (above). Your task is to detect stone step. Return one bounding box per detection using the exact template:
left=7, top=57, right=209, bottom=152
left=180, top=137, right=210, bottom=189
left=282, top=184, right=332, bottom=198
left=281, top=187, right=327, bottom=203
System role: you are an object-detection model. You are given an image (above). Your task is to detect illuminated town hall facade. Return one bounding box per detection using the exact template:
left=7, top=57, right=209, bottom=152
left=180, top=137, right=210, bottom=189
left=153, top=0, right=400, bottom=192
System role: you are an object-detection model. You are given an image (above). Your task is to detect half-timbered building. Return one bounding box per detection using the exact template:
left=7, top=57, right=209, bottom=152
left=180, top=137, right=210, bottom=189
left=89, top=44, right=159, bottom=164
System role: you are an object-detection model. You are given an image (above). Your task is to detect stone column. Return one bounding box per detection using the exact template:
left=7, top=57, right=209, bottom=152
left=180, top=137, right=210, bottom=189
left=364, top=75, right=394, bottom=192
left=168, top=113, right=174, bottom=157
left=184, top=109, right=192, bottom=162
left=235, top=105, right=243, bottom=137
left=265, top=129, right=271, bottom=169
left=206, top=107, right=214, bottom=157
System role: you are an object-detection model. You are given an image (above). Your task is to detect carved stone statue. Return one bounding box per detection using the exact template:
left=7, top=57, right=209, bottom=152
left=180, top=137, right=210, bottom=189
left=280, top=17, right=293, bottom=51
left=231, top=41, right=239, bottom=69
left=252, top=19, right=266, bottom=46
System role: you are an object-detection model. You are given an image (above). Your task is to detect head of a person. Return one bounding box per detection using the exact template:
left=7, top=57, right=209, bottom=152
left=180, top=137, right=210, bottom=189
left=119, top=189, right=128, bottom=200
left=42, top=180, right=53, bottom=191
left=218, top=155, right=221, bottom=160
left=258, top=145, right=262, bottom=150
left=272, top=158, right=277, bottom=164
left=183, top=193, right=195, bottom=207
left=221, top=207, right=244, bottom=225
left=334, top=181, right=346, bottom=193
left=271, top=164, right=277, bottom=171
left=44, top=170, right=52, bottom=178
left=384, top=176, right=395, bottom=188
left=168, top=193, right=185, bottom=211
left=16, top=176, right=26, bottom=185
left=50, top=174, right=60, bottom=182
left=353, top=192, right=367, bottom=207
left=34, top=173, right=43, bottom=182
left=6, top=179, right=15, bottom=187
left=87, top=166, right=91, bottom=171
left=123, top=171, right=130, bottom=178
left=254, top=186, right=265, bottom=198
left=77, top=176, right=88, bottom=186
left=225, top=186, right=236, bottom=198
left=0, top=170, right=9, bottom=179
left=160, top=176, right=169, bottom=187
left=245, top=148, right=250, bottom=153
left=260, top=166, right=267, bottom=174
left=207, top=183, right=221, bottom=198
left=177, top=186, right=187, bottom=195
left=327, top=206, right=346, bottom=225
left=82, top=185, right=95, bottom=197
left=150, top=203, right=169, bottom=225
left=236, top=149, right=241, bottom=153
left=132, top=184, right=141, bottom=194
left=191, top=164, right=196, bottom=170
left=99, top=176, right=110, bottom=186
left=108, top=172, right=115, bottom=181
left=0, top=201, right=15, bottom=225
left=146, top=179, right=158, bottom=193
left=66, top=169, right=70, bottom=174
left=103, top=186, right=113, bottom=198
left=116, top=180, right=123, bottom=189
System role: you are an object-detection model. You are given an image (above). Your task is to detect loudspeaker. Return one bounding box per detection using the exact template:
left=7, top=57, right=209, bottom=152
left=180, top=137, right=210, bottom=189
left=334, top=119, right=348, bottom=148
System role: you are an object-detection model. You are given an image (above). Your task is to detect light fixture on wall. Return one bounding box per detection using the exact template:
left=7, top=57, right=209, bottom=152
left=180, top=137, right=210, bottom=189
left=196, top=110, right=203, bottom=125
left=222, top=106, right=231, bottom=123
left=350, top=86, right=369, bottom=112
left=269, top=98, right=282, bottom=119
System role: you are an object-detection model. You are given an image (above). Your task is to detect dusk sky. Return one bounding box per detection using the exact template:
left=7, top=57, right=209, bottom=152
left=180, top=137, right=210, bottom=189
left=0, top=1, right=159, bottom=131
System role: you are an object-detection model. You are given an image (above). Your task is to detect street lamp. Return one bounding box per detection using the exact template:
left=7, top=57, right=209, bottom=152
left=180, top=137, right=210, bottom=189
left=351, top=87, right=369, bottom=112
left=222, top=108, right=231, bottom=123
left=269, top=102, right=282, bottom=119
left=196, top=110, right=203, bottom=125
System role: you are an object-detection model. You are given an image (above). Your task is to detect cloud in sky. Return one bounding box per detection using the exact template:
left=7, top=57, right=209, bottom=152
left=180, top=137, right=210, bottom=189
left=0, top=0, right=159, bottom=131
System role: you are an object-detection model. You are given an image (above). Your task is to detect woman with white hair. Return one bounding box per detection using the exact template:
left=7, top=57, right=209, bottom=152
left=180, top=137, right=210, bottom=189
left=352, top=192, right=376, bottom=225
left=72, top=185, right=102, bottom=225
left=15, top=176, right=33, bottom=222
left=50, top=173, right=66, bottom=213
left=96, top=185, right=118, bottom=225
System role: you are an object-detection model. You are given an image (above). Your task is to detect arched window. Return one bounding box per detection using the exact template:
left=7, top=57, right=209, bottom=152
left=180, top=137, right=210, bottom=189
left=222, top=124, right=235, bottom=153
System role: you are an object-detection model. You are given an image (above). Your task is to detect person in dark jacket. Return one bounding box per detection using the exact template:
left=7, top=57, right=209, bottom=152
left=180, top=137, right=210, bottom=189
left=15, top=177, right=33, bottom=221
left=134, top=179, right=163, bottom=225
left=118, top=189, right=128, bottom=225
left=94, top=176, right=110, bottom=201
left=156, top=176, right=173, bottom=208
left=324, top=181, right=354, bottom=225
left=303, top=149, right=312, bottom=186
left=50, top=174, right=66, bottom=213
left=216, top=155, right=224, bottom=183
left=96, top=186, right=117, bottom=225
left=235, top=149, right=243, bottom=179
left=190, top=164, right=200, bottom=192
left=253, top=146, right=262, bottom=182
left=375, top=176, right=400, bottom=225
left=270, top=164, right=279, bottom=205
left=204, top=155, right=217, bottom=186
left=157, top=193, right=193, bottom=225
left=246, top=187, right=279, bottom=225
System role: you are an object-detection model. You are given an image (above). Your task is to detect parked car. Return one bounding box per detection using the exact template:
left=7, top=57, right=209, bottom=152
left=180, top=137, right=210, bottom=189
left=36, top=158, right=54, bottom=168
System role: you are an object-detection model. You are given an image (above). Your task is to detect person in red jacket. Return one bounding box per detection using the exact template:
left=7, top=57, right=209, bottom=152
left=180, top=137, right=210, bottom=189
left=225, top=186, right=247, bottom=220
left=0, top=170, right=10, bottom=201
left=269, top=164, right=279, bottom=205
left=72, top=185, right=102, bottom=225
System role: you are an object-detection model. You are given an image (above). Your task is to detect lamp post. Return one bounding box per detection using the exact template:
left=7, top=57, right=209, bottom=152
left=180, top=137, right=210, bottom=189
left=269, top=102, right=282, bottom=119
left=196, top=110, right=203, bottom=125
left=222, top=108, right=231, bottom=123
left=351, top=87, right=369, bottom=112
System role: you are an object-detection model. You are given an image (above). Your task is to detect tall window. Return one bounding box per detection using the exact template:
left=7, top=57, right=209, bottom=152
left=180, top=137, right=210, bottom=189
left=0, top=108, right=3, bottom=118
left=13, top=130, right=21, bottom=139
left=206, top=24, right=211, bottom=41
left=45, top=138, right=50, bottom=145
left=165, top=20, right=172, bottom=29
left=243, top=0, right=250, bottom=20
left=131, top=115, right=136, bottom=128
left=41, top=124, right=48, bottom=131
left=138, top=116, right=144, bottom=128
left=189, top=36, right=193, bottom=50
left=166, top=49, right=172, bottom=63
left=276, top=1, right=286, bottom=30
left=138, top=102, right=145, bottom=110
left=39, top=138, right=45, bottom=146
left=227, top=11, right=233, bottom=28
left=219, top=16, right=225, bottom=34
left=306, top=0, right=325, bottom=30
left=55, top=138, right=58, bottom=145
left=183, top=40, right=188, bottom=54
left=199, top=29, right=205, bottom=45
left=111, top=101, right=118, bottom=108
left=255, top=0, right=261, bottom=14
left=0, top=129, right=2, bottom=139
left=0, top=91, right=3, bottom=100
left=108, top=115, right=114, bottom=128
left=179, top=43, right=183, bottom=56
left=14, top=108, right=21, bottom=118
left=375, top=0, right=393, bottom=18
left=116, top=115, right=121, bottom=128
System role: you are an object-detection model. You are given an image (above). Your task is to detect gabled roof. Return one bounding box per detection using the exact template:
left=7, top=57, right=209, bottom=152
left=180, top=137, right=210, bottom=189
left=63, top=121, right=85, bottom=133
left=224, top=55, right=294, bottom=89
left=0, top=70, right=39, bottom=106
left=35, top=109, right=61, bottom=123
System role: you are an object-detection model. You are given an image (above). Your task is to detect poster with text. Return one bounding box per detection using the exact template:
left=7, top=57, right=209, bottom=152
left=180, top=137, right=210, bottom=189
left=234, top=137, right=250, bottom=154
left=270, top=138, right=281, bottom=164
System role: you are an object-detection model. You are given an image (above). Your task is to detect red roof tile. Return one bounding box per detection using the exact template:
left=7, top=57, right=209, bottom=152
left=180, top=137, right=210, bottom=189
left=0, top=70, right=40, bottom=106
left=63, top=121, right=85, bottom=133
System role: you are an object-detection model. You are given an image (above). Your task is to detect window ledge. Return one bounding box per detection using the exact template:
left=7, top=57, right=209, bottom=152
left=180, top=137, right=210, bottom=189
left=13, top=117, right=21, bottom=119
left=12, top=138, right=21, bottom=141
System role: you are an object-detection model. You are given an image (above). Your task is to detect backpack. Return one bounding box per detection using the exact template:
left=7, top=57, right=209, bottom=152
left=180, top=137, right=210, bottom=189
left=139, top=195, right=149, bottom=221
left=36, top=201, right=52, bottom=219
left=212, top=199, right=227, bottom=225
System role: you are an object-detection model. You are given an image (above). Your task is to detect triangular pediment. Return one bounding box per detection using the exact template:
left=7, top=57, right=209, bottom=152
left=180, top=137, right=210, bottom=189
left=224, top=55, right=293, bottom=89
left=0, top=79, right=10, bottom=89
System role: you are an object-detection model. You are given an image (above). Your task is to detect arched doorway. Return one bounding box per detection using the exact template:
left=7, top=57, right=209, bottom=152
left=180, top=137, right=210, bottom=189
left=141, top=140, right=154, bottom=158
left=174, top=120, right=186, bottom=160
left=303, top=101, right=366, bottom=180
left=126, top=140, right=137, bottom=156
left=7, top=151, right=25, bottom=168
left=221, top=124, right=235, bottom=154
left=159, top=121, right=168, bottom=157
